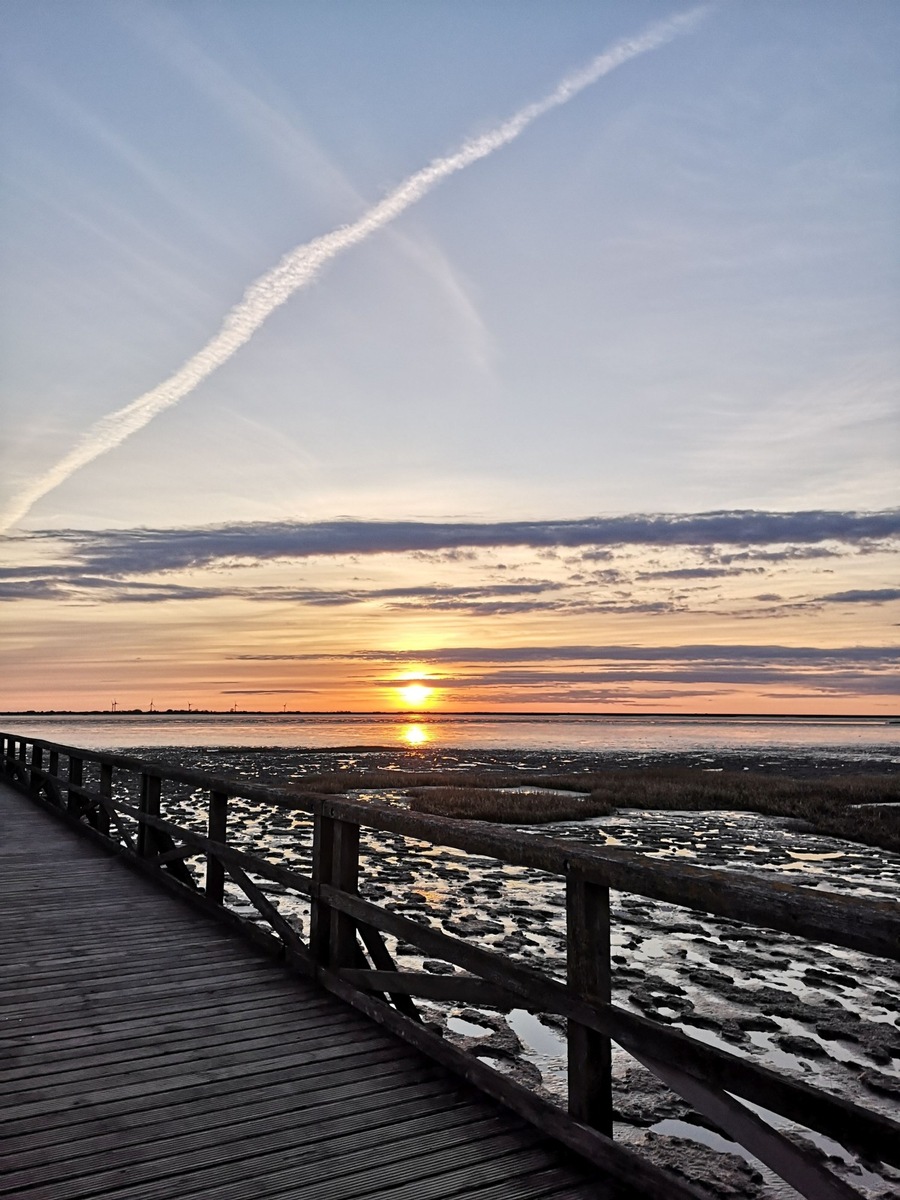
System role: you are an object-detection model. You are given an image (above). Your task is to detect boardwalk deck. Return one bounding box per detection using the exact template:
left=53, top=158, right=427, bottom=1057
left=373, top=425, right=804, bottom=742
left=0, top=782, right=619, bottom=1200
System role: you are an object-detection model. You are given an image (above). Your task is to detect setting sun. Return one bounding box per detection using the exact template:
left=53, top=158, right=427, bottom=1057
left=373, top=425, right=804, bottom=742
left=398, top=682, right=432, bottom=708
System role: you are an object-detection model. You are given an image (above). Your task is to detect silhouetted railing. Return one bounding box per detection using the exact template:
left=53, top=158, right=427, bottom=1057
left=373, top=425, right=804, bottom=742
left=2, top=730, right=897, bottom=1200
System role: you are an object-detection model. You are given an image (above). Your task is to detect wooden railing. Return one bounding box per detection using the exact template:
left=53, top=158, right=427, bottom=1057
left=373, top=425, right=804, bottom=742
left=2, top=731, right=897, bottom=1200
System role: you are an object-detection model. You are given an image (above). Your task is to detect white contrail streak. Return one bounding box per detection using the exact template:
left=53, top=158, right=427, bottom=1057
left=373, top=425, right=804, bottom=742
left=1, top=7, right=707, bottom=533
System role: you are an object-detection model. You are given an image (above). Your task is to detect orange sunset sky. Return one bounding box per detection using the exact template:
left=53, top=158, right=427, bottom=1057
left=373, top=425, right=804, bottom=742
left=1, top=3, right=897, bottom=715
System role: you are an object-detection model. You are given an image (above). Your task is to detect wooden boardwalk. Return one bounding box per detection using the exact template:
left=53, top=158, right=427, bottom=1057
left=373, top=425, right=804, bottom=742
left=0, top=782, right=615, bottom=1200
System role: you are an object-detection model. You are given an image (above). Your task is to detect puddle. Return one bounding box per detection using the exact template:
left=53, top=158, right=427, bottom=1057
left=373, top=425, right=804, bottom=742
left=447, top=1016, right=493, bottom=1038
left=508, top=1008, right=567, bottom=1058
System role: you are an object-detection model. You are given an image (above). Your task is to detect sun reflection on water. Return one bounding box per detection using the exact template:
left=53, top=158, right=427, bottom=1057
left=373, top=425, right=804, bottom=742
left=400, top=723, right=431, bottom=746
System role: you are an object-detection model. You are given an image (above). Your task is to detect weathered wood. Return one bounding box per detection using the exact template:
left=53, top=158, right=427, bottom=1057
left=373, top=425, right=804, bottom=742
left=206, top=790, right=227, bottom=904
left=56, top=785, right=899, bottom=1168
left=315, top=879, right=900, bottom=1166
left=330, top=818, right=360, bottom=970
left=631, top=1049, right=862, bottom=1200
left=317, top=965, right=710, bottom=1200
left=147, top=826, right=198, bottom=889
left=0, top=786, right=623, bottom=1200
left=339, top=968, right=522, bottom=1007
left=309, top=812, right=336, bottom=966
left=5, top=732, right=897, bottom=962
left=136, top=772, right=161, bottom=859
left=567, top=870, right=612, bottom=1136
left=67, top=754, right=83, bottom=815
left=151, top=844, right=197, bottom=867
left=29, top=743, right=43, bottom=794
left=226, top=859, right=311, bottom=969
left=97, top=762, right=112, bottom=837
left=3, top=731, right=898, bottom=1197
left=356, top=921, right=423, bottom=1021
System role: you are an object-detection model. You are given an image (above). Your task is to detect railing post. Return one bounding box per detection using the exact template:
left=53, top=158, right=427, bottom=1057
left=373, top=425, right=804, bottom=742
left=207, top=790, right=228, bottom=904
left=29, top=744, right=43, bottom=794
left=330, top=819, right=360, bottom=969
left=97, top=762, right=113, bottom=836
left=310, top=810, right=335, bottom=966
left=6, top=736, right=19, bottom=779
left=310, top=811, right=360, bottom=969
left=567, top=869, right=613, bottom=1137
left=47, top=750, right=60, bottom=805
left=137, top=772, right=161, bottom=858
left=67, top=755, right=83, bottom=814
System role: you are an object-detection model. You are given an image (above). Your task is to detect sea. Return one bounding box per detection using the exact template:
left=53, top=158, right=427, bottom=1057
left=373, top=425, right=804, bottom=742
left=2, top=712, right=898, bottom=767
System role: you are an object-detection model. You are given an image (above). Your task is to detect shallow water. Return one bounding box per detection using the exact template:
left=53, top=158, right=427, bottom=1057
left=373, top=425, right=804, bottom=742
left=5, top=710, right=900, bottom=759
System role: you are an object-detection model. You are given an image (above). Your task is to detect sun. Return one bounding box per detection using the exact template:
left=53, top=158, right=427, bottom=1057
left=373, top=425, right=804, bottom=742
left=398, top=682, right=432, bottom=709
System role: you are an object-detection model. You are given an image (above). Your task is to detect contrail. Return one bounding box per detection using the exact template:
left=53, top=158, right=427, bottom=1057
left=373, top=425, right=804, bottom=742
left=1, top=7, right=707, bottom=533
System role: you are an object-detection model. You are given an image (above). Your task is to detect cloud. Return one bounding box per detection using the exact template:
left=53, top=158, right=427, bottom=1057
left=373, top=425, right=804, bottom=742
left=236, top=643, right=900, bottom=666
left=636, top=566, right=763, bottom=580
left=818, top=588, right=900, bottom=604
left=371, top=665, right=900, bottom=696
left=14, top=508, right=899, bottom=575
left=219, top=689, right=321, bottom=695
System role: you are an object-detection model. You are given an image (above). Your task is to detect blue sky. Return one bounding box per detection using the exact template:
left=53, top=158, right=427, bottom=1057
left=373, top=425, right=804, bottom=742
left=1, top=1, right=898, bottom=712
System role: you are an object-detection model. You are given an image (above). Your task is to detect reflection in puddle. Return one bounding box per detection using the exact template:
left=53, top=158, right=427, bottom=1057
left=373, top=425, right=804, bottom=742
left=508, top=1008, right=567, bottom=1058
left=447, top=1016, right=493, bottom=1038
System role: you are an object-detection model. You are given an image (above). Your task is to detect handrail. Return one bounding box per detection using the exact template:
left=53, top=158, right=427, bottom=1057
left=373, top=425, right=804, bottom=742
left=7, top=731, right=897, bottom=958
left=2, top=729, right=896, bottom=1200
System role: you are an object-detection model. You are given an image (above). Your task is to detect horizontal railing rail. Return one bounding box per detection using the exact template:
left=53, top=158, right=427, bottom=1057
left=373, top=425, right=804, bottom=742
left=3, top=730, right=897, bottom=1200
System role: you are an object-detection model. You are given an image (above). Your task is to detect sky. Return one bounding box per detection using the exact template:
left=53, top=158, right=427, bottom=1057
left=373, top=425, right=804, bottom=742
left=0, top=0, right=898, bottom=715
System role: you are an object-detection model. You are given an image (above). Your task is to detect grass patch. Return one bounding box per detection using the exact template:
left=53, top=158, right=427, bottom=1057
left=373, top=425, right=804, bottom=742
left=407, top=786, right=614, bottom=824
left=290, top=766, right=900, bottom=852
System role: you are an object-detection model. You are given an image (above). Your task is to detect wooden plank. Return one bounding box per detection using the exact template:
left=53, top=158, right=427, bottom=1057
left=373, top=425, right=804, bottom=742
left=8, top=1029, right=403, bottom=1110
left=0, top=1084, right=479, bottom=1191
left=0, top=1055, right=448, bottom=1152
left=7, top=1101, right=500, bottom=1200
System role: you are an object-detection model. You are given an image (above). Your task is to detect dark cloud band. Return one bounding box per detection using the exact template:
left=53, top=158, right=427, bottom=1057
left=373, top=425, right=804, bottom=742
left=15, top=507, right=900, bottom=575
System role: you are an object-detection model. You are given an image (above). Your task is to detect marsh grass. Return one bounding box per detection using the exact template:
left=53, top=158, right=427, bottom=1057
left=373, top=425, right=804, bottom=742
left=407, top=786, right=614, bottom=824
left=292, top=766, right=900, bottom=851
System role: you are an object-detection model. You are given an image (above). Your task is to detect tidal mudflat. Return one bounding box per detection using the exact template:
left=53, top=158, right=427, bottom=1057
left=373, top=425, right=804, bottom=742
left=127, top=745, right=899, bottom=1199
